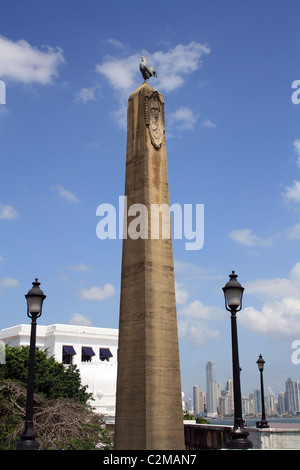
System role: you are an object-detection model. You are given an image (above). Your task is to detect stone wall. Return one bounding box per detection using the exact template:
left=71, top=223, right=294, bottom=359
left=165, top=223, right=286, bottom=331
left=184, top=423, right=300, bottom=450
left=184, top=424, right=232, bottom=450
left=248, top=426, right=300, bottom=450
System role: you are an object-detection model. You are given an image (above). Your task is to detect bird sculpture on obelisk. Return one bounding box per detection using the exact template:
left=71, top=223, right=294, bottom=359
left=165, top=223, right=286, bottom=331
left=114, top=58, right=185, bottom=450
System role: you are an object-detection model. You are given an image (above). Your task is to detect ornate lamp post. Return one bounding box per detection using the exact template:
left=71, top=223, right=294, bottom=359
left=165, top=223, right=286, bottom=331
left=256, top=354, right=269, bottom=428
left=223, top=271, right=253, bottom=449
left=16, top=279, right=46, bottom=450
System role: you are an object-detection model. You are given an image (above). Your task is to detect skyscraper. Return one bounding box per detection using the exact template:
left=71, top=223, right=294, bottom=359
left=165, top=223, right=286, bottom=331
left=193, top=386, right=206, bottom=416
left=285, top=378, right=300, bottom=413
left=293, top=381, right=300, bottom=412
left=278, top=392, right=286, bottom=414
left=266, top=387, right=276, bottom=416
left=193, top=386, right=200, bottom=416
left=226, top=379, right=234, bottom=414
left=206, top=360, right=217, bottom=417
left=254, top=388, right=261, bottom=414
left=285, top=378, right=295, bottom=413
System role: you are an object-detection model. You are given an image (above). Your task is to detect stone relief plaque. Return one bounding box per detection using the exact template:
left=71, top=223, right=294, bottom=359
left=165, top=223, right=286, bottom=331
left=144, top=91, right=165, bottom=149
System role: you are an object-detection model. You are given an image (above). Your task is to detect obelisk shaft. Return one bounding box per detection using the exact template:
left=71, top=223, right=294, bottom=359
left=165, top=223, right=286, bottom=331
left=114, top=83, right=185, bottom=450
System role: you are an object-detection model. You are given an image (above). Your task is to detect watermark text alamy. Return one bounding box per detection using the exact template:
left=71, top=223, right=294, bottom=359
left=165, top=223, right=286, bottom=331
left=291, top=80, right=300, bottom=105
left=0, top=80, right=6, bottom=105
left=96, top=196, right=204, bottom=251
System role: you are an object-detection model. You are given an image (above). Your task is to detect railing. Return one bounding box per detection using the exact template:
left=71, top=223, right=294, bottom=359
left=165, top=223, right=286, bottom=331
left=184, top=423, right=232, bottom=450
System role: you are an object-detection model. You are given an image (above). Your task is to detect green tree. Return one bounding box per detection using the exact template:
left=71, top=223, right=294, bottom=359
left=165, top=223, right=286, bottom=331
left=1, top=345, right=91, bottom=403
left=183, top=410, right=195, bottom=420
left=196, top=416, right=210, bottom=424
left=0, top=346, right=114, bottom=449
left=183, top=410, right=209, bottom=424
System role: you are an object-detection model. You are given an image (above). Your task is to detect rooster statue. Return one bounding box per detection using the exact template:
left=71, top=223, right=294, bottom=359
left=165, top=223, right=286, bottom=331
left=139, top=56, right=157, bottom=83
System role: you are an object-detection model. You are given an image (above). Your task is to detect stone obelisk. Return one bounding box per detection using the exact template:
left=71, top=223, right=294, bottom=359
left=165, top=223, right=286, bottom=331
left=114, top=82, right=185, bottom=450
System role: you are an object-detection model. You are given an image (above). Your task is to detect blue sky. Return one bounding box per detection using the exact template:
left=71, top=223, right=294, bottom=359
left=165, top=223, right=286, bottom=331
left=1, top=0, right=300, bottom=402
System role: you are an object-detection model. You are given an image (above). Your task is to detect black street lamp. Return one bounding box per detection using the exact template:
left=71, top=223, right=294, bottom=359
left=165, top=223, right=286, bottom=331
left=223, top=271, right=253, bottom=450
left=16, top=279, right=46, bottom=450
left=256, top=354, right=269, bottom=428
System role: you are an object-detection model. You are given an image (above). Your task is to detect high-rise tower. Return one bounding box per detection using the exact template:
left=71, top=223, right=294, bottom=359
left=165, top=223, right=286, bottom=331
left=114, top=83, right=184, bottom=450
left=206, top=360, right=217, bottom=417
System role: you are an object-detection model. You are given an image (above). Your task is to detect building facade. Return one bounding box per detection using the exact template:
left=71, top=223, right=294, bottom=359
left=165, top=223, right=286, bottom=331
left=0, top=323, right=118, bottom=422
left=206, top=360, right=217, bottom=417
left=193, top=386, right=206, bottom=416
left=285, top=378, right=300, bottom=414
left=254, top=388, right=261, bottom=414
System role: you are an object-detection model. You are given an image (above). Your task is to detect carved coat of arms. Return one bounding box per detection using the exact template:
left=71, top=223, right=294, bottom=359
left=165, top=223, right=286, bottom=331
left=144, top=91, right=165, bottom=149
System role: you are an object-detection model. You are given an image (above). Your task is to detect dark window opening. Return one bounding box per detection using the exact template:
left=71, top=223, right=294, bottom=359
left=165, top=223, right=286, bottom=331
left=100, top=348, right=113, bottom=362
left=81, top=346, right=95, bottom=362
left=62, top=345, right=76, bottom=365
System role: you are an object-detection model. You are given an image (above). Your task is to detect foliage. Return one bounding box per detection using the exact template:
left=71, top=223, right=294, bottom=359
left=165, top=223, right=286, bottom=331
left=183, top=410, right=195, bottom=420
left=0, top=381, right=114, bottom=450
left=0, top=346, right=114, bottom=449
left=0, top=345, right=92, bottom=403
left=196, top=416, right=210, bottom=424
left=183, top=410, right=209, bottom=424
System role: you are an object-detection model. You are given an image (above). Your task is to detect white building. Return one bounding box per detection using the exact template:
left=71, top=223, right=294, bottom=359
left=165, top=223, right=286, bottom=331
left=0, top=323, right=118, bottom=422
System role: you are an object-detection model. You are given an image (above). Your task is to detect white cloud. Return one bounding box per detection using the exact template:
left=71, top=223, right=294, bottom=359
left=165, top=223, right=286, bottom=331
left=173, top=260, right=224, bottom=346
left=282, top=180, right=300, bottom=205
left=287, top=223, right=300, bottom=240
left=293, top=139, right=300, bottom=168
left=75, top=86, right=100, bottom=104
left=202, top=119, right=216, bottom=128
left=111, top=101, right=128, bottom=129
left=150, top=41, right=210, bottom=93
left=107, top=38, right=126, bottom=49
left=174, top=259, right=222, bottom=281
left=240, top=263, right=300, bottom=340
left=68, top=263, right=92, bottom=272
left=179, top=300, right=223, bottom=320
left=228, top=228, right=273, bottom=247
left=171, top=261, right=224, bottom=346
left=96, top=41, right=210, bottom=94
left=280, top=139, right=300, bottom=206
left=0, top=277, right=19, bottom=289
left=175, top=281, right=189, bottom=305
left=245, top=276, right=298, bottom=299
left=51, top=185, right=79, bottom=203
left=95, top=53, right=137, bottom=128
left=57, top=263, right=92, bottom=283
left=244, top=262, right=300, bottom=300
left=178, top=319, right=220, bottom=347
left=169, top=107, right=197, bottom=130
left=0, top=204, right=18, bottom=219
left=177, top=295, right=222, bottom=347
left=0, top=35, right=65, bottom=84
left=95, top=41, right=210, bottom=127
left=77, top=283, right=115, bottom=301
left=96, top=54, right=138, bottom=94
left=240, top=297, right=300, bottom=340
left=68, top=313, right=93, bottom=326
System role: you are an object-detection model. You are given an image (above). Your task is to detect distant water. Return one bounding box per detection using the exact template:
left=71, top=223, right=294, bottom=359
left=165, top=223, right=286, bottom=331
left=209, top=417, right=300, bottom=427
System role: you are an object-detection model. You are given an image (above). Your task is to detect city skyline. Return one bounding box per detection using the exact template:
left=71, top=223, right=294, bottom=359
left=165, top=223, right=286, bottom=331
left=1, top=0, right=300, bottom=400
left=187, top=359, right=300, bottom=416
